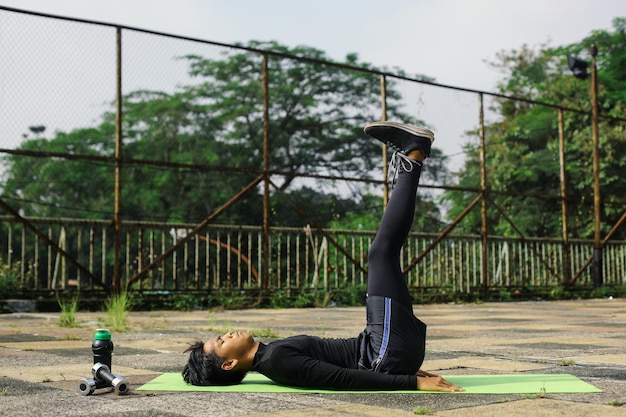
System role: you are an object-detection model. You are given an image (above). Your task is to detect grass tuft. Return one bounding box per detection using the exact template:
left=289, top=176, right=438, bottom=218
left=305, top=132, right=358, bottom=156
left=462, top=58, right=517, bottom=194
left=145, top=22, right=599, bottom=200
left=57, top=291, right=80, bottom=328
left=104, top=290, right=133, bottom=332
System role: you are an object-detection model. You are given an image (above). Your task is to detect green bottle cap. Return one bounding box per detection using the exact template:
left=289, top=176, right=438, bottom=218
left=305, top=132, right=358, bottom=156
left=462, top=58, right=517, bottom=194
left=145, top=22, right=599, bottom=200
left=94, top=329, right=111, bottom=340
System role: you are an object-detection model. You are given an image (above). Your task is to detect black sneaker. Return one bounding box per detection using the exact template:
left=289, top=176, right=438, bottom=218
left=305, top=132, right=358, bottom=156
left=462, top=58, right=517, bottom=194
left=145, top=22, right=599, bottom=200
left=364, top=121, right=435, bottom=157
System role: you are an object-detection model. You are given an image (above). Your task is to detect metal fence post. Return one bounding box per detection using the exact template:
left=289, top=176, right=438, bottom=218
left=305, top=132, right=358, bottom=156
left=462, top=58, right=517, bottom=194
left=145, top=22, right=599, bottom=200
left=478, top=93, right=489, bottom=290
left=590, top=44, right=603, bottom=288
left=262, top=53, right=271, bottom=289
left=558, top=108, right=572, bottom=285
left=380, top=74, right=389, bottom=208
left=113, top=27, right=123, bottom=293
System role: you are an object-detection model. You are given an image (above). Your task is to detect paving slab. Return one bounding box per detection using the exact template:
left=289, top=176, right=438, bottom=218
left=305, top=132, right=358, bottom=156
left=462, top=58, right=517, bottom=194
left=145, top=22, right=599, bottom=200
left=435, top=398, right=626, bottom=417
left=1, top=298, right=625, bottom=416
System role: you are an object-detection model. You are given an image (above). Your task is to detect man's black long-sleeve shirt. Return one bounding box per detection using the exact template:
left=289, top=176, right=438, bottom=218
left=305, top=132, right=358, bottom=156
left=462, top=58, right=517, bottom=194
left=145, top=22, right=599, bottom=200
left=250, top=335, right=417, bottom=390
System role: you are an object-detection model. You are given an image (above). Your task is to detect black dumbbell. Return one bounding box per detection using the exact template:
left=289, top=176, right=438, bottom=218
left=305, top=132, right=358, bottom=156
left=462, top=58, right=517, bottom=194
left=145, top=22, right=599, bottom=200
left=92, top=363, right=129, bottom=395
left=77, top=376, right=108, bottom=396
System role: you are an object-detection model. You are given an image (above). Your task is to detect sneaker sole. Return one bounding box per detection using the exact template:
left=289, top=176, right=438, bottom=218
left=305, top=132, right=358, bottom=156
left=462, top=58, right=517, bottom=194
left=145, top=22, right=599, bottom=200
left=364, top=121, right=435, bottom=145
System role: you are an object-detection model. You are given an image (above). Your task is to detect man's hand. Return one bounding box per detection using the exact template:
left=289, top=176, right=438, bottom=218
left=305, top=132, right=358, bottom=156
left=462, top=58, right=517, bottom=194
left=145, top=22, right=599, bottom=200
left=416, top=371, right=464, bottom=392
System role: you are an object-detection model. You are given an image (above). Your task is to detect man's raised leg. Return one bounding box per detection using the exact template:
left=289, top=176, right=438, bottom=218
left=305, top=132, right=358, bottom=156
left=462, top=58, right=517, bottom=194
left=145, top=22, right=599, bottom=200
left=364, top=122, right=434, bottom=307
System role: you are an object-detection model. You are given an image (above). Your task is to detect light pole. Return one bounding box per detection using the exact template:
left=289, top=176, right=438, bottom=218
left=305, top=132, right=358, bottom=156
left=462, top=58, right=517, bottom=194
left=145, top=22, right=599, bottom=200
left=590, top=44, right=602, bottom=288
left=567, top=45, right=602, bottom=288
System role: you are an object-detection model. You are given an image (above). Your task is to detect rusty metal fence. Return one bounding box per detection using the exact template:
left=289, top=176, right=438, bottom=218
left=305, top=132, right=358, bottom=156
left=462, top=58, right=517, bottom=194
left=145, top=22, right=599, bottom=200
left=0, top=6, right=625, bottom=299
left=3, top=216, right=626, bottom=294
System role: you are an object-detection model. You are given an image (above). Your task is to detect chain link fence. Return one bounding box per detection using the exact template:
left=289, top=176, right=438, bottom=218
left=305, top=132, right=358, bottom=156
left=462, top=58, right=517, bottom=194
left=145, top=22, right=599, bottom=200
left=0, top=7, right=624, bottom=303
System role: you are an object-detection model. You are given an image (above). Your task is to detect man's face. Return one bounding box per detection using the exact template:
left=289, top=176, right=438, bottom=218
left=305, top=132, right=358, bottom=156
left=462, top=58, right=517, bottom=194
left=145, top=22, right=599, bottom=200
left=203, top=331, right=255, bottom=363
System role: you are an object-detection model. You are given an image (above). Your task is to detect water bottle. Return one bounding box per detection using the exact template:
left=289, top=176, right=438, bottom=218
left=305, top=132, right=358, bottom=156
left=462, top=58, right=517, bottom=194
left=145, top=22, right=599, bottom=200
left=92, top=329, right=114, bottom=371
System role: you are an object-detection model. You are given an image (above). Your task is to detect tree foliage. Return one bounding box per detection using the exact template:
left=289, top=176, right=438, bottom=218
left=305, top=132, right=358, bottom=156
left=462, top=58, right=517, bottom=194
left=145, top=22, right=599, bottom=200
left=2, top=41, right=447, bottom=230
left=445, top=17, right=626, bottom=240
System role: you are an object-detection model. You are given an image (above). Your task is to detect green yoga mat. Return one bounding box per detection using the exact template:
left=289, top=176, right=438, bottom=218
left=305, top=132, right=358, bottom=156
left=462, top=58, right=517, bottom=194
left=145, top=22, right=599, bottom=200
left=137, top=372, right=602, bottom=394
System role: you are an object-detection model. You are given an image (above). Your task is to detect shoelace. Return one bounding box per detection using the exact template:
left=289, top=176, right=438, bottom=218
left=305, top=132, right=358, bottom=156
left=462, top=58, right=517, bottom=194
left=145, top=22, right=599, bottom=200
left=388, top=151, right=421, bottom=186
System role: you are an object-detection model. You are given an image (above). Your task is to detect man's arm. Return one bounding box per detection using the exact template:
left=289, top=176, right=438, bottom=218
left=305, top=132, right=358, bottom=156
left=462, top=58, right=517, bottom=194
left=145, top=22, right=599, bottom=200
left=263, top=342, right=463, bottom=392
left=273, top=350, right=417, bottom=390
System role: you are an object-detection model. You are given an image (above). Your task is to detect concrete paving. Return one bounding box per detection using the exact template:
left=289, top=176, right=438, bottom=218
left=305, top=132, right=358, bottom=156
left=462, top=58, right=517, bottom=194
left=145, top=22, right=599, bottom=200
left=1, top=298, right=626, bottom=416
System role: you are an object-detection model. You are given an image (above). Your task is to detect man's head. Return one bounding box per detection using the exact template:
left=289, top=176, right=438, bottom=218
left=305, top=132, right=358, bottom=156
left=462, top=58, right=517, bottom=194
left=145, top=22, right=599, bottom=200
left=182, top=331, right=257, bottom=386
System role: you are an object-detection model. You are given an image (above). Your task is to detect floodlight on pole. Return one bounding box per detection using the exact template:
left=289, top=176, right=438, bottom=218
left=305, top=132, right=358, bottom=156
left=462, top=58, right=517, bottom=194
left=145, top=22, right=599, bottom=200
left=567, top=46, right=602, bottom=288
left=567, top=55, right=590, bottom=80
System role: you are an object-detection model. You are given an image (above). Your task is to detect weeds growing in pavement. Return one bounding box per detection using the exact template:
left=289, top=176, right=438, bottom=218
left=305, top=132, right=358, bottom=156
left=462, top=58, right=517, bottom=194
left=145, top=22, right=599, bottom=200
left=57, top=291, right=80, bottom=328
left=104, top=290, right=133, bottom=332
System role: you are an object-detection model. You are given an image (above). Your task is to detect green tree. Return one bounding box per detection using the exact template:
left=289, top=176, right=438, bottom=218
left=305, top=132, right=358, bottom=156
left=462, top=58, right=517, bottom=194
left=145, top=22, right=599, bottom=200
left=2, top=41, right=447, bottom=230
left=3, top=125, right=116, bottom=219
left=445, top=18, right=626, bottom=240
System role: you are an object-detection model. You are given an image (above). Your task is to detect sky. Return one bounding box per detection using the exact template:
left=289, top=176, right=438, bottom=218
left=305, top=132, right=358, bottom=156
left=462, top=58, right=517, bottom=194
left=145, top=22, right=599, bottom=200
left=0, top=0, right=624, bottom=168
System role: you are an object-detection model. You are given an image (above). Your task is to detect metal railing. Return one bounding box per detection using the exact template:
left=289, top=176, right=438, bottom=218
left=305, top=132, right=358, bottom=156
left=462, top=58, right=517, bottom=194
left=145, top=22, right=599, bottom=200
left=3, top=216, right=624, bottom=294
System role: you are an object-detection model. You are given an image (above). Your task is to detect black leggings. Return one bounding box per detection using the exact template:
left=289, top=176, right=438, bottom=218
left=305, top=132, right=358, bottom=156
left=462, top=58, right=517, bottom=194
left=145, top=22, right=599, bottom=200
left=366, top=162, right=421, bottom=308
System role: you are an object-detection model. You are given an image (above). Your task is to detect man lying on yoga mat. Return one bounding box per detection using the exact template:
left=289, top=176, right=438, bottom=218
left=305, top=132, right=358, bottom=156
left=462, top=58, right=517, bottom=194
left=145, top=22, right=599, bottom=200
left=182, top=121, right=463, bottom=392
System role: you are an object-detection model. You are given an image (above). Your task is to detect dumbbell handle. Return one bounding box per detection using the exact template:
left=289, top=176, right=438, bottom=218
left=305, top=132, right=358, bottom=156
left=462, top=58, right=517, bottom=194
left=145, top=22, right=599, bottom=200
left=92, top=363, right=129, bottom=395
